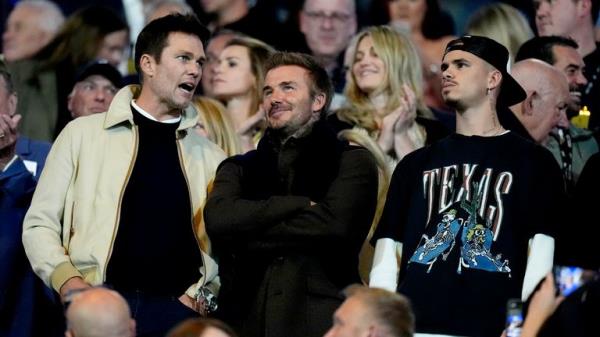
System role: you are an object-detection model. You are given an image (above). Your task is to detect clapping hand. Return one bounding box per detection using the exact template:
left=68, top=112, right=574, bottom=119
left=377, top=84, right=417, bottom=155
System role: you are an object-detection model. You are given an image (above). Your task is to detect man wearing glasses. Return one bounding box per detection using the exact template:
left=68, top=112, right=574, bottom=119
left=299, top=0, right=357, bottom=93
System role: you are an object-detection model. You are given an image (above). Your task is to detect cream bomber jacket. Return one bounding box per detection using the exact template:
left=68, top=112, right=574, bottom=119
left=22, top=85, right=226, bottom=299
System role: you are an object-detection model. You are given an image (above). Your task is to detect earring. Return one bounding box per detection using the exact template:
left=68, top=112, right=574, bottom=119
left=486, top=88, right=491, bottom=95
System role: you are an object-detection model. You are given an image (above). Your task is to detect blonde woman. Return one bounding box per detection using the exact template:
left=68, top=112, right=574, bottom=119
left=192, top=96, right=242, bottom=157
left=211, top=36, right=275, bottom=152
left=332, top=26, right=447, bottom=282
left=466, top=3, right=534, bottom=65
left=335, top=25, right=447, bottom=174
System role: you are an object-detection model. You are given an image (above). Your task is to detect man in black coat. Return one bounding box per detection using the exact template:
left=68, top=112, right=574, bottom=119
left=204, top=52, right=379, bottom=337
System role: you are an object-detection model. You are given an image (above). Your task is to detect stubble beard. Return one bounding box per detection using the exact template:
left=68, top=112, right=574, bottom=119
left=271, top=113, right=320, bottom=145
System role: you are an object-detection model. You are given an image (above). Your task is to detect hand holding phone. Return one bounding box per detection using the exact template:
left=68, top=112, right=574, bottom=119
left=506, top=298, right=523, bottom=337
left=553, top=265, right=591, bottom=296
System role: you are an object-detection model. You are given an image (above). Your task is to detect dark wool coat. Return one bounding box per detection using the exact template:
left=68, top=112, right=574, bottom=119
left=205, top=120, right=379, bottom=337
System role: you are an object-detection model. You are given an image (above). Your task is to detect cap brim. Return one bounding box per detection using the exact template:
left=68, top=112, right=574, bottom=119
left=498, top=73, right=527, bottom=107
left=76, top=63, right=123, bottom=88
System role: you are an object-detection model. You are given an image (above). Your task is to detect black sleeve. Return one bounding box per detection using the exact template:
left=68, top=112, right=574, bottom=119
left=417, top=116, right=450, bottom=145
left=530, top=146, right=567, bottom=238
left=204, top=161, right=311, bottom=238
left=559, top=153, right=600, bottom=268
left=249, top=148, right=379, bottom=250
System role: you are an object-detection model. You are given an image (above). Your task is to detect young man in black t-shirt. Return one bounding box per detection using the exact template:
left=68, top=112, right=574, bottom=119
left=369, top=36, right=566, bottom=337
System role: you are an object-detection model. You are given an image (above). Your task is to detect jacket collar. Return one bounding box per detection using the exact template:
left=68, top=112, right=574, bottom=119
left=15, top=137, right=32, bottom=156
left=103, top=85, right=198, bottom=131
left=258, top=119, right=343, bottom=154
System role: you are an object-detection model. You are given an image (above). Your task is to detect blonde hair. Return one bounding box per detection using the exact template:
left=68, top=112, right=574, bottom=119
left=339, top=26, right=434, bottom=282
left=224, top=36, right=275, bottom=118
left=193, top=96, right=243, bottom=157
left=341, top=25, right=432, bottom=136
left=466, top=3, right=533, bottom=65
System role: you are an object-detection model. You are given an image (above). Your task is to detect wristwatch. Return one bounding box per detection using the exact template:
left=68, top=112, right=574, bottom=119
left=196, top=286, right=218, bottom=314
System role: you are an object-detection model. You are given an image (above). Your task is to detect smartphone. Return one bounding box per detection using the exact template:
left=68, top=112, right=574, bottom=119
left=553, top=265, right=585, bottom=297
left=506, top=298, right=523, bottom=337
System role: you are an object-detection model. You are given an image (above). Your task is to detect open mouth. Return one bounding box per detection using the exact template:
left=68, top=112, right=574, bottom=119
left=358, top=69, right=378, bottom=77
left=570, top=90, right=581, bottom=103
left=179, top=82, right=195, bottom=93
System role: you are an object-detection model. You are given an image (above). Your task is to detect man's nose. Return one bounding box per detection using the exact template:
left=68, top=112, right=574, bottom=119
left=321, top=16, right=334, bottom=29
left=94, top=88, right=106, bottom=101
left=576, top=72, right=588, bottom=86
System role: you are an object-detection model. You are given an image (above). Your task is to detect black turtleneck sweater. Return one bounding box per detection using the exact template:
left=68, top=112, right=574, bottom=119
left=106, top=106, right=202, bottom=296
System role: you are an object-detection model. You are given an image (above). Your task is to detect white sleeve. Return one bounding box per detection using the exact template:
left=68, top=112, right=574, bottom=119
left=369, top=238, right=401, bottom=291
left=521, top=233, right=554, bottom=301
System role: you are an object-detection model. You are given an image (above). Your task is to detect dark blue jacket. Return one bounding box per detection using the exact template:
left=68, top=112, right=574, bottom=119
left=16, top=137, right=51, bottom=180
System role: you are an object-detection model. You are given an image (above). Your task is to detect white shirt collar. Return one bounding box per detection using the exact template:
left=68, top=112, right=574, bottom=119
left=131, top=100, right=182, bottom=124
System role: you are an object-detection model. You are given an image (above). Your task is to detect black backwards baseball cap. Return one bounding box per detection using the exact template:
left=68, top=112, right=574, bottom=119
left=75, top=60, right=124, bottom=88
left=443, top=35, right=527, bottom=107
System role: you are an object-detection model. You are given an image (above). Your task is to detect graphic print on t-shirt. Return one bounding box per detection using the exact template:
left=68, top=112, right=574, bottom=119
left=410, top=164, right=514, bottom=275
left=409, top=209, right=463, bottom=272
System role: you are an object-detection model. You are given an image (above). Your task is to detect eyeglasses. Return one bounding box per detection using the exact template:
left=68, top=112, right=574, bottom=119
left=303, top=11, right=353, bottom=25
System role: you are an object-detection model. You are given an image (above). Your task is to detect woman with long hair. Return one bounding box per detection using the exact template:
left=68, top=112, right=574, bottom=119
left=211, top=36, right=274, bottom=152
left=333, top=26, right=447, bottom=281
left=373, top=0, right=456, bottom=111
left=336, top=26, right=446, bottom=172
left=191, top=96, right=243, bottom=157
left=466, top=3, right=534, bottom=65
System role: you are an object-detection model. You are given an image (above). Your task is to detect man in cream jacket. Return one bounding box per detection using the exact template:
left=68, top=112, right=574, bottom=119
left=23, top=14, right=225, bottom=336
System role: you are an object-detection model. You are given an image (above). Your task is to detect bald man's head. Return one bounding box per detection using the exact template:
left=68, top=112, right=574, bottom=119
left=510, top=59, right=569, bottom=144
left=65, top=288, right=135, bottom=337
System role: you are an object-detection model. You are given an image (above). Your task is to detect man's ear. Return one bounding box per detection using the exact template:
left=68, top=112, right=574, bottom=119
left=577, top=0, right=592, bottom=19
left=129, top=319, right=136, bottom=337
left=311, top=92, right=326, bottom=114
left=299, top=11, right=308, bottom=34
left=488, top=70, right=502, bottom=91
left=367, top=324, right=381, bottom=337
left=65, top=329, right=73, bottom=337
left=8, top=93, right=17, bottom=116
left=523, top=91, right=536, bottom=116
left=139, top=54, right=155, bottom=78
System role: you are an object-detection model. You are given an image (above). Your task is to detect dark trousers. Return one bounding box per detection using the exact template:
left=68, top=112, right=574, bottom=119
left=119, top=290, right=199, bottom=337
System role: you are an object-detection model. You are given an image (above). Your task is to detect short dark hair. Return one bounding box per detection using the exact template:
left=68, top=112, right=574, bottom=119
left=134, top=13, right=209, bottom=77
left=301, top=0, right=358, bottom=17
left=38, top=5, right=128, bottom=70
left=264, top=52, right=334, bottom=115
left=515, top=36, right=579, bottom=64
left=344, top=285, right=414, bottom=337
left=421, top=0, right=456, bottom=39
left=369, top=0, right=455, bottom=37
left=0, top=60, right=15, bottom=94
